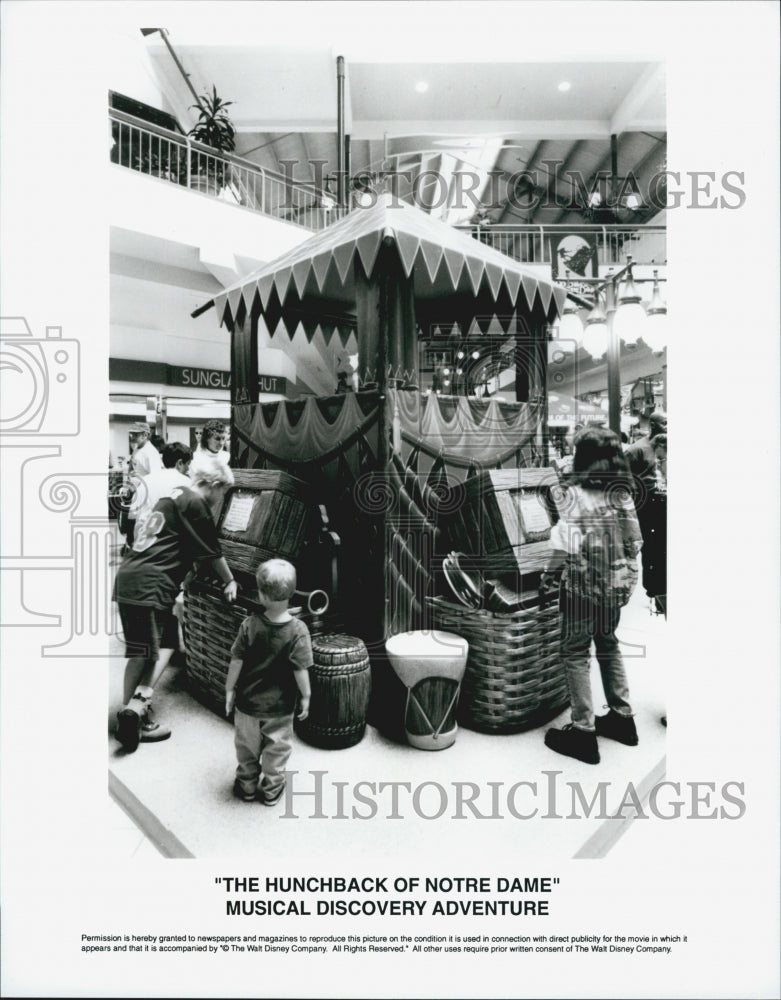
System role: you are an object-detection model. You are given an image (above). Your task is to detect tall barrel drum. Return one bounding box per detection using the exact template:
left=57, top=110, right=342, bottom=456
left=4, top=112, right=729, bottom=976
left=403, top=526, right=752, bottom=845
left=385, top=630, right=469, bottom=750
left=296, top=634, right=371, bottom=749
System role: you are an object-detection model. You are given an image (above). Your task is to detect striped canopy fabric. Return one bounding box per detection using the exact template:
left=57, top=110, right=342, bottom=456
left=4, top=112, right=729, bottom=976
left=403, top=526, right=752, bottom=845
left=209, top=194, right=569, bottom=339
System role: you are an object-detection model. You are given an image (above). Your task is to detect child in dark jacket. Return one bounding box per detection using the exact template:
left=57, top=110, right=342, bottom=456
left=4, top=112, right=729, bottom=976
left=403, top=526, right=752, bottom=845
left=541, top=426, right=643, bottom=765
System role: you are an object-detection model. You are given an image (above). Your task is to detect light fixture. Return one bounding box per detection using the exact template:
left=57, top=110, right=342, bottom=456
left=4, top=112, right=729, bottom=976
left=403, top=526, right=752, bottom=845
left=550, top=319, right=576, bottom=355
left=558, top=81, right=571, bottom=92
left=643, top=270, right=668, bottom=352
left=320, top=193, right=336, bottom=212
left=612, top=266, right=646, bottom=346
left=456, top=350, right=465, bottom=359
left=581, top=294, right=609, bottom=360
left=558, top=299, right=584, bottom=343
left=625, top=192, right=642, bottom=211
left=415, top=81, right=429, bottom=93
left=588, top=190, right=602, bottom=208
left=471, top=350, right=480, bottom=360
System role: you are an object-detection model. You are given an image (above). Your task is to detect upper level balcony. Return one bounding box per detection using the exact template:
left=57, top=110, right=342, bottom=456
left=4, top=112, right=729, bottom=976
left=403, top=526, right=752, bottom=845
left=110, top=109, right=666, bottom=270
left=110, top=109, right=347, bottom=232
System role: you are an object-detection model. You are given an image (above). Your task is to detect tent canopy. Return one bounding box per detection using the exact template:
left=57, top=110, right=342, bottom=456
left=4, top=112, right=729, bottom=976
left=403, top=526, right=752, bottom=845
left=201, top=195, right=569, bottom=336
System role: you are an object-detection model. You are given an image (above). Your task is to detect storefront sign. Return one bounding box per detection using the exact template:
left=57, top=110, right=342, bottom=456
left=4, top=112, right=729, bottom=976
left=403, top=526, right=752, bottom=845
left=110, top=358, right=287, bottom=395
left=172, top=366, right=231, bottom=389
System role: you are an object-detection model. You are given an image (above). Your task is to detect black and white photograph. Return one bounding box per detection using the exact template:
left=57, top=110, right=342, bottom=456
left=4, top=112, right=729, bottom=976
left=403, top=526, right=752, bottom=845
left=1, top=2, right=779, bottom=998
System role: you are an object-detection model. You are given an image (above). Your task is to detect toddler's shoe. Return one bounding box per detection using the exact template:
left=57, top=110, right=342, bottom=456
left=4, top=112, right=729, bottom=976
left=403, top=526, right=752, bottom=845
left=595, top=709, right=639, bottom=746
left=233, top=782, right=258, bottom=803
left=544, top=724, right=600, bottom=765
left=261, top=784, right=285, bottom=807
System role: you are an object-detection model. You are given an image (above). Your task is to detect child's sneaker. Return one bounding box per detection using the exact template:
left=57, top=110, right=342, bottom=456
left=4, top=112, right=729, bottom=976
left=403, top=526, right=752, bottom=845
left=139, top=719, right=172, bottom=742
left=138, top=702, right=171, bottom=743
left=544, top=724, right=600, bottom=764
left=233, top=782, right=258, bottom=803
left=595, top=710, right=639, bottom=746
left=261, top=784, right=285, bottom=807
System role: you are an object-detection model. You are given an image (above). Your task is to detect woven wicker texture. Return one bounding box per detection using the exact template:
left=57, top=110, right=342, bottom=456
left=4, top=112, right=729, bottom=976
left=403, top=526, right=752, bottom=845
left=183, top=580, right=338, bottom=717
left=430, top=596, right=568, bottom=733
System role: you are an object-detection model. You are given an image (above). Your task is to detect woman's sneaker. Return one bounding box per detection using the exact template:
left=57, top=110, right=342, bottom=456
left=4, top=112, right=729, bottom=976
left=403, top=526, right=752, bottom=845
left=595, top=710, right=639, bottom=746
left=544, top=725, right=600, bottom=764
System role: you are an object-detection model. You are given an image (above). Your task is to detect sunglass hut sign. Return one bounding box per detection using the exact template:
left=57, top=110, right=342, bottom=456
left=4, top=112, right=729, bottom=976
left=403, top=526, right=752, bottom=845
left=171, top=366, right=286, bottom=395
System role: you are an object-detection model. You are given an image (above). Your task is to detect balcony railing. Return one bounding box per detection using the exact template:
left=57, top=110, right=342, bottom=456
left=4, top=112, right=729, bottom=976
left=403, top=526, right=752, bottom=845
left=457, top=224, right=666, bottom=268
left=110, top=112, right=666, bottom=262
left=109, top=110, right=347, bottom=230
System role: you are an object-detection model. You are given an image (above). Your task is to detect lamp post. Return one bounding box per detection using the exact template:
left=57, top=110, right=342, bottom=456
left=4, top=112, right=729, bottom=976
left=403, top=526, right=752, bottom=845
left=554, top=255, right=667, bottom=437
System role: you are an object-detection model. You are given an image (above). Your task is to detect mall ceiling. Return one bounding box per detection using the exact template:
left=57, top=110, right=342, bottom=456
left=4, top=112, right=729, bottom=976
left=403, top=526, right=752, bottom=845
left=141, top=31, right=666, bottom=228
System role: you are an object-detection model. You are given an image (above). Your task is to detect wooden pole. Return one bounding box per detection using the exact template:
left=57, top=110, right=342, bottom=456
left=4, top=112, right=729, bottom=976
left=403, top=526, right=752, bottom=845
left=605, top=279, right=622, bottom=436
left=229, top=306, right=258, bottom=466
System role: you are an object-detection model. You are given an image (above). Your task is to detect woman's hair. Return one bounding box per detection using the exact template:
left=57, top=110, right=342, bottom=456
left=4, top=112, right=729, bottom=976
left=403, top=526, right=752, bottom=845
left=256, top=559, right=297, bottom=601
left=570, top=425, right=631, bottom=491
left=201, top=419, right=226, bottom=447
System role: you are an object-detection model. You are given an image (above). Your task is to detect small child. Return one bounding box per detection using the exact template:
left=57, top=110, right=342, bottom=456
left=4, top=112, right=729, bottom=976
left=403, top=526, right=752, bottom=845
left=225, top=559, right=312, bottom=805
left=541, top=426, right=644, bottom=765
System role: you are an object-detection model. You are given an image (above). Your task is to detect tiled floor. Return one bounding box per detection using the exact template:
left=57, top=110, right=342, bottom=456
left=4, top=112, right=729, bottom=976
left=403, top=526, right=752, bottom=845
left=107, top=581, right=668, bottom=861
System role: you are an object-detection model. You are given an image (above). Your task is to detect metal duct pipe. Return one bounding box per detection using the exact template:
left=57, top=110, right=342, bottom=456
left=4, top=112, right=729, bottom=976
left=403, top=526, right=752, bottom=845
left=610, top=133, right=618, bottom=204
left=337, top=55, right=346, bottom=206
left=141, top=28, right=203, bottom=111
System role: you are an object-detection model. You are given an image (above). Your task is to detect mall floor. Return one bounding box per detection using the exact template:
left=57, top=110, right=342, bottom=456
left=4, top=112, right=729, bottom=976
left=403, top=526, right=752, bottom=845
left=107, top=554, right=668, bottom=863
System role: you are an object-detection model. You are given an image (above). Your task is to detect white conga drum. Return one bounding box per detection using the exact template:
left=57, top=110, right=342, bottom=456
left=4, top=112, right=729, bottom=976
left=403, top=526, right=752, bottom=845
left=385, top=630, right=469, bottom=750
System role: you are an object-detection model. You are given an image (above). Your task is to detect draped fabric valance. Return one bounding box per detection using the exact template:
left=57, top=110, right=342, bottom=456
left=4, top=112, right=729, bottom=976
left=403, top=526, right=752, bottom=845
left=233, top=391, right=378, bottom=466
left=393, top=390, right=540, bottom=465
left=232, top=389, right=539, bottom=470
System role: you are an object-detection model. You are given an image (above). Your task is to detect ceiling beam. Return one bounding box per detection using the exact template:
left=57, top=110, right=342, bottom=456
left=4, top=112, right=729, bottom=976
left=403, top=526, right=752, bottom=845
left=495, top=140, right=546, bottom=223
left=610, top=63, right=666, bottom=136
left=353, top=120, right=613, bottom=141
left=527, top=140, right=584, bottom=224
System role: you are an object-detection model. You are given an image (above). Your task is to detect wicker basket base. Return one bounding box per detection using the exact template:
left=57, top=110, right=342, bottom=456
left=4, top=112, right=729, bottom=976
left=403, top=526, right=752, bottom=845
left=183, top=579, right=339, bottom=718
left=430, top=596, right=569, bottom=733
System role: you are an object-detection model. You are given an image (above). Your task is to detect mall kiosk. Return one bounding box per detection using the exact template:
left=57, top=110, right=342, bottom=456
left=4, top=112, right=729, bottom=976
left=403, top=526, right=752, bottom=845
left=187, top=196, right=572, bottom=740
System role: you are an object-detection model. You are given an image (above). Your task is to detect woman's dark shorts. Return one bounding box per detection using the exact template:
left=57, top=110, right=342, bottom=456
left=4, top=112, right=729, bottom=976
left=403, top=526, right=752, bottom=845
left=118, top=602, right=179, bottom=659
